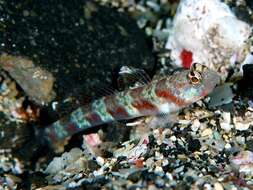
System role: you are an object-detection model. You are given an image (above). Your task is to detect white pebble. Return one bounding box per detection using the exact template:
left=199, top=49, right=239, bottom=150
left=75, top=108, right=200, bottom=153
left=170, top=136, right=177, bottom=141
left=154, top=166, right=163, bottom=174
left=214, top=182, right=224, bottom=190
left=191, top=119, right=201, bottom=132
left=224, top=143, right=231, bottom=149
left=96, top=156, right=105, bottom=166
left=239, top=164, right=253, bottom=175
left=220, top=112, right=233, bottom=131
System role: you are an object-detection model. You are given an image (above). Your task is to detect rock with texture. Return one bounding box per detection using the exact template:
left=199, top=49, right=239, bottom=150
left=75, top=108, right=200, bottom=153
left=166, top=0, right=251, bottom=72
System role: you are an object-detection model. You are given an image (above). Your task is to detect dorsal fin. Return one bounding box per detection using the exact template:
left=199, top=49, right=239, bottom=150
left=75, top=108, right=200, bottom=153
left=117, top=66, right=151, bottom=91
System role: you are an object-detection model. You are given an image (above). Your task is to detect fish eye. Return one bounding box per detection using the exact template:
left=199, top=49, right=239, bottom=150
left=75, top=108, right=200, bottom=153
left=188, top=70, right=202, bottom=84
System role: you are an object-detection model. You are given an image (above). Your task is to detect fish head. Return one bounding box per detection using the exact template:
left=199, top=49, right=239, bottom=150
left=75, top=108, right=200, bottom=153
left=171, top=63, right=220, bottom=104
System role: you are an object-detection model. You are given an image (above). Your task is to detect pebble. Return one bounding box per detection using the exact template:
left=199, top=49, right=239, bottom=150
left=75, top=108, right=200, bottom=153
left=154, top=166, right=163, bottom=174
left=235, top=136, right=245, bottom=145
left=162, top=159, right=169, bottom=167
left=224, top=143, right=231, bottom=149
left=214, top=182, right=224, bottom=190
left=170, top=136, right=177, bottom=141
left=219, top=112, right=233, bottom=132
left=187, top=139, right=201, bottom=152
left=233, top=117, right=251, bottom=131
left=220, top=122, right=233, bottom=132
left=190, top=119, right=201, bottom=132
left=127, top=169, right=142, bottom=182
left=239, top=164, right=253, bottom=175
left=93, top=169, right=104, bottom=177
left=135, top=159, right=144, bottom=168
left=155, top=177, right=165, bottom=188
left=213, top=131, right=222, bottom=140
left=201, top=128, right=213, bottom=137
left=96, top=156, right=105, bottom=166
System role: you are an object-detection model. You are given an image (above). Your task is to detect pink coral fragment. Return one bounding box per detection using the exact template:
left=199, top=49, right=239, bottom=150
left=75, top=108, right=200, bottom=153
left=84, top=133, right=102, bottom=147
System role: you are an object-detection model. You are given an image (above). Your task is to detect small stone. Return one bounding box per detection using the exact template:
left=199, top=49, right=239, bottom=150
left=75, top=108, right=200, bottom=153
left=155, top=177, right=165, bottom=188
left=170, top=136, right=177, bottom=141
left=96, top=156, right=105, bottom=166
left=4, top=174, right=22, bottom=186
left=155, top=151, right=164, bottom=160
left=234, top=121, right=250, bottom=131
left=239, top=164, right=253, bottom=175
left=162, top=159, right=169, bottom=167
left=214, top=183, right=223, bottom=190
left=135, top=159, right=144, bottom=168
left=201, top=128, right=213, bottom=137
left=235, top=136, right=245, bottom=145
left=154, top=166, right=163, bottom=174
left=148, top=185, right=158, bottom=190
left=213, top=131, right=222, bottom=140
left=127, top=170, right=142, bottom=182
left=203, top=183, right=212, bottom=190
left=188, top=139, right=201, bottom=152
left=87, top=160, right=99, bottom=171
left=175, top=181, right=189, bottom=190
left=43, top=147, right=91, bottom=184
left=190, top=119, right=200, bottom=132
left=93, top=169, right=104, bottom=177
left=165, top=172, right=173, bottom=180
left=219, top=112, right=233, bottom=132
left=224, top=143, right=231, bottom=149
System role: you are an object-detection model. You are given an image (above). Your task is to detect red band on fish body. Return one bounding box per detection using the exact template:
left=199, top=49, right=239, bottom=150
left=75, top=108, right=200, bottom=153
left=155, top=89, right=187, bottom=107
left=46, top=129, right=58, bottom=142
left=85, top=112, right=103, bottom=125
left=104, top=95, right=130, bottom=119
left=107, top=106, right=130, bottom=119
left=65, top=123, right=78, bottom=132
left=132, top=99, right=157, bottom=114
left=155, top=78, right=188, bottom=106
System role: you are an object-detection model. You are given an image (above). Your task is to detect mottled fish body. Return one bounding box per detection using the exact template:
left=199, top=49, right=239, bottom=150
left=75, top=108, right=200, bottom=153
left=44, top=63, right=220, bottom=143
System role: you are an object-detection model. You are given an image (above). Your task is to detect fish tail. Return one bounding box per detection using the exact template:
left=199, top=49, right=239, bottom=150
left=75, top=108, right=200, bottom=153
left=43, top=106, right=105, bottom=143
left=43, top=94, right=126, bottom=143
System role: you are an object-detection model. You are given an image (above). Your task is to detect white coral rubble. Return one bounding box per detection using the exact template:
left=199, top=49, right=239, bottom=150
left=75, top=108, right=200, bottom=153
left=45, top=148, right=88, bottom=184
left=166, top=0, right=251, bottom=71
